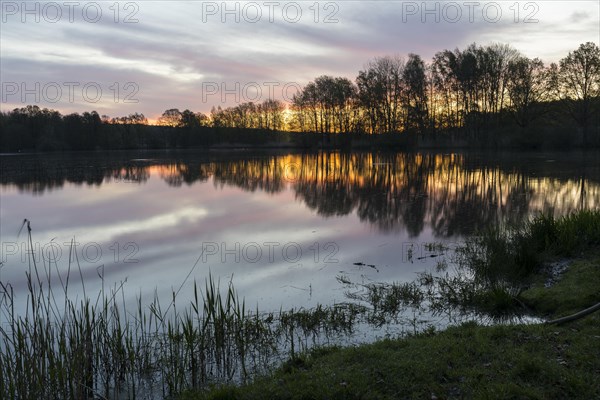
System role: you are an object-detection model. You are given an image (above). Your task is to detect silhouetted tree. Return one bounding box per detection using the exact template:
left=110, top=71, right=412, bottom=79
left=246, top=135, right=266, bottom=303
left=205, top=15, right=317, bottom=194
left=431, top=49, right=462, bottom=129
left=357, top=56, right=405, bottom=134
left=1, top=42, right=599, bottom=151
left=558, top=42, right=600, bottom=142
left=158, top=109, right=183, bottom=127
left=403, top=54, right=429, bottom=134
left=291, top=76, right=356, bottom=135
left=506, top=57, right=550, bottom=127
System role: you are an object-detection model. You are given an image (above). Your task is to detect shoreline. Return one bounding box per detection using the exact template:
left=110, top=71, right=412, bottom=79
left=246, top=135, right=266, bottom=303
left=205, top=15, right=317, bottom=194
left=183, top=230, right=600, bottom=399
left=183, top=254, right=600, bottom=399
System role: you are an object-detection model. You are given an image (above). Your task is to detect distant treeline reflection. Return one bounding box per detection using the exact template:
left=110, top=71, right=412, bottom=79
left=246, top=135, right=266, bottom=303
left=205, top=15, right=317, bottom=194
left=1, top=152, right=597, bottom=237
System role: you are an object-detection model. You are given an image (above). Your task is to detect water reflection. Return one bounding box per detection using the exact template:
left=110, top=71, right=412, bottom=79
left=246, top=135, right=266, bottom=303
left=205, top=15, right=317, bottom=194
left=6, top=150, right=594, bottom=399
left=2, top=151, right=598, bottom=237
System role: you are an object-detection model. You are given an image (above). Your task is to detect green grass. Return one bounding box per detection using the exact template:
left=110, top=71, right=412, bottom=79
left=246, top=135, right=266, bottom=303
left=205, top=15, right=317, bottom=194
left=337, top=211, right=600, bottom=322
left=182, top=278, right=600, bottom=400
left=4, top=211, right=600, bottom=399
left=182, top=212, right=600, bottom=400
left=421, top=210, right=600, bottom=318
left=181, top=315, right=600, bottom=399
left=521, top=254, right=600, bottom=318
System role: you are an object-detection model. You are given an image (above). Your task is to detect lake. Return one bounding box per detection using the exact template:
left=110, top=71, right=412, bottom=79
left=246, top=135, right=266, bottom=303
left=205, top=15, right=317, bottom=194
left=1, top=150, right=599, bottom=319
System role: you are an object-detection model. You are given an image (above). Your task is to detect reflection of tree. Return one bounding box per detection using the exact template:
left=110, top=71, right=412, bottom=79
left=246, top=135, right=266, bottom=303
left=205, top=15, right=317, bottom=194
left=212, top=157, right=287, bottom=194
left=1, top=156, right=119, bottom=194
left=2, top=152, right=600, bottom=236
left=159, top=162, right=212, bottom=187
left=112, top=166, right=150, bottom=184
left=296, top=178, right=356, bottom=217
left=502, top=174, right=534, bottom=227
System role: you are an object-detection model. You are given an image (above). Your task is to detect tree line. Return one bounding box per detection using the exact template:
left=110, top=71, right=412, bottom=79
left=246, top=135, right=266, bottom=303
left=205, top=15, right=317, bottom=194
left=0, top=42, right=598, bottom=152
left=290, top=42, right=599, bottom=139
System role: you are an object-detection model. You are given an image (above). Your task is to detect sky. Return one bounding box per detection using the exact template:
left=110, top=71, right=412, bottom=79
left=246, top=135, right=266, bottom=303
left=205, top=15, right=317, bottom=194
left=1, top=0, right=599, bottom=121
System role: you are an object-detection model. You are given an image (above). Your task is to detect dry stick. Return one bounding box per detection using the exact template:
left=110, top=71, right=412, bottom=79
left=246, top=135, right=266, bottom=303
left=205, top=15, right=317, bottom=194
left=545, top=301, right=600, bottom=325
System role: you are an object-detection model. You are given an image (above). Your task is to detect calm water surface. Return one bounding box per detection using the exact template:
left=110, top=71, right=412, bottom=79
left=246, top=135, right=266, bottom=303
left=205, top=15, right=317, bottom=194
left=1, top=150, right=599, bottom=317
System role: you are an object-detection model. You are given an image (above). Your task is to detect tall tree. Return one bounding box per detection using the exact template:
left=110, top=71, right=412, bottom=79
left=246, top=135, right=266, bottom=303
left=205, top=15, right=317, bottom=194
left=331, top=77, right=357, bottom=133
left=292, top=76, right=356, bottom=134
left=357, top=56, right=405, bottom=134
left=431, top=49, right=462, bottom=129
left=506, top=57, right=550, bottom=127
left=402, top=54, right=429, bottom=133
left=259, top=99, right=285, bottom=130
left=478, top=44, right=519, bottom=117
left=558, top=42, right=600, bottom=141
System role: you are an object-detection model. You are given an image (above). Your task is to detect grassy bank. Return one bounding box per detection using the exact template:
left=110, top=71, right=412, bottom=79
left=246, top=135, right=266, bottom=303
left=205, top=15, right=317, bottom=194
left=2, top=212, right=599, bottom=399
left=182, top=259, right=600, bottom=400
left=183, top=212, right=600, bottom=400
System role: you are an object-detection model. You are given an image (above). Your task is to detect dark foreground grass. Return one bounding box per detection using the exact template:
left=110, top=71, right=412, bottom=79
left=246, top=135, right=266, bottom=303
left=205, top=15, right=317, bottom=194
left=521, top=255, right=600, bottom=318
left=182, top=266, right=600, bottom=400
left=183, top=214, right=600, bottom=400
left=183, top=319, right=599, bottom=400
left=3, top=212, right=599, bottom=398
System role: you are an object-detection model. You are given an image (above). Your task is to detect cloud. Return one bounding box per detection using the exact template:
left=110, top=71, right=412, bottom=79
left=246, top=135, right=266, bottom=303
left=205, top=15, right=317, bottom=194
left=1, top=1, right=598, bottom=118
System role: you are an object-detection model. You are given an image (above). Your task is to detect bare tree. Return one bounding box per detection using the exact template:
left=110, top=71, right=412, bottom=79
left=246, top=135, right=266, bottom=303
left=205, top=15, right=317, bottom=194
left=506, top=57, right=550, bottom=127
left=357, top=56, right=405, bottom=134
left=558, top=42, right=600, bottom=141
left=403, top=53, right=429, bottom=134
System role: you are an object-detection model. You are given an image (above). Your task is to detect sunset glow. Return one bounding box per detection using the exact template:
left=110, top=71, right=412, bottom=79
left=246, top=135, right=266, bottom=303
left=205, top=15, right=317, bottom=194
left=1, top=1, right=598, bottom=120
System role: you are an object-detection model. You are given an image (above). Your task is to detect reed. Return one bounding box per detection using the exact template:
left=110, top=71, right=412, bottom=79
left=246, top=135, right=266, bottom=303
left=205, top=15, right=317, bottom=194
left=0, top=222, right=369, bottom=399
left=341, top=211, right=600, bottom=324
